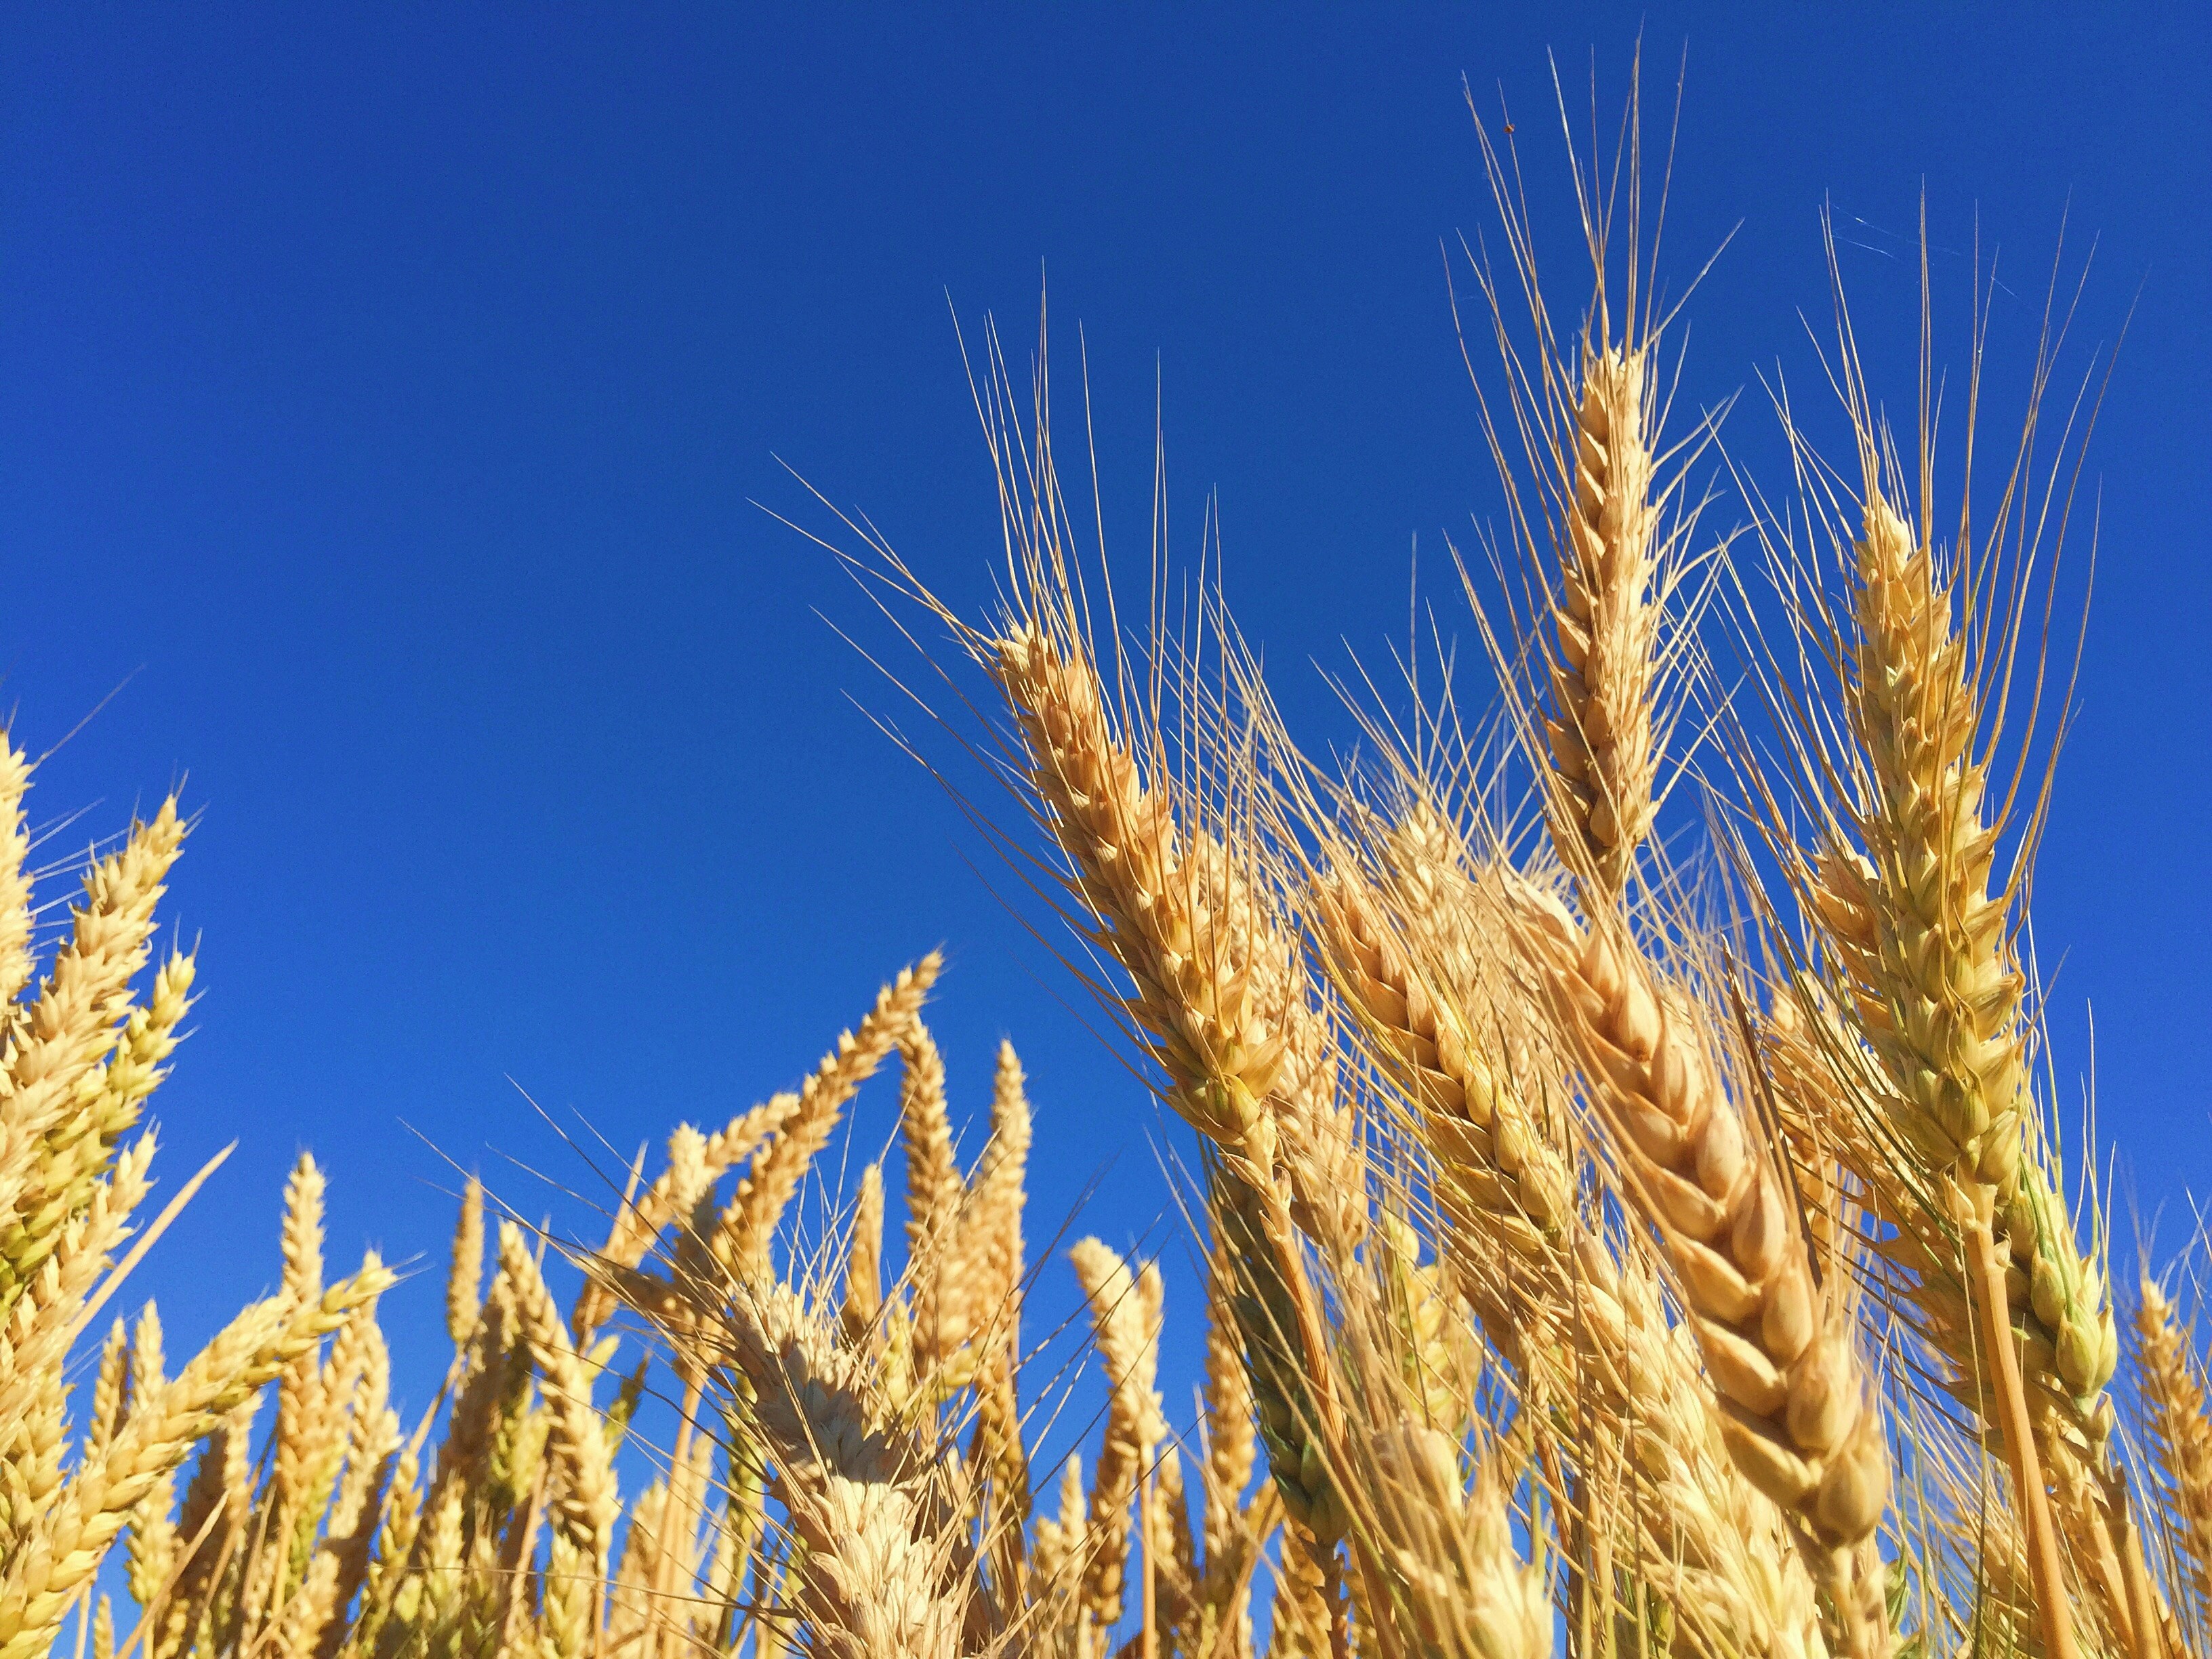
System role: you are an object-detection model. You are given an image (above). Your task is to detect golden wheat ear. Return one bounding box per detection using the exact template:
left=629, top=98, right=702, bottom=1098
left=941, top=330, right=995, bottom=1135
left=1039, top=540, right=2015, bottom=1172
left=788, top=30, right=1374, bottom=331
left=2136, top=1270, right=2212, bottom=1643
left=1454, top=68, right=1722, bottom=914
left=1515, top=892, right=1893, bottom=1657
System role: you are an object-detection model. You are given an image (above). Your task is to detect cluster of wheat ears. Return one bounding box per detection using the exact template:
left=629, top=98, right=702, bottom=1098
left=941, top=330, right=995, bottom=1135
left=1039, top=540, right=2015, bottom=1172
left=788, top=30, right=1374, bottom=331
left=4, top=79, right=2211, bottom=1659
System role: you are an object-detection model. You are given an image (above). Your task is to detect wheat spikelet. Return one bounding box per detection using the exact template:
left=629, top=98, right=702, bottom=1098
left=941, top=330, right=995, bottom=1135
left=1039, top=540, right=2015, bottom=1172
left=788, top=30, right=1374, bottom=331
left=1814, top=489, right=2028, bottom=1200
left=1308, top=852, right=1568, bottom=1322
left=344, top=1432, right=415, bottom=1656
left=22, top=954, right=197, bottom=1296
left=841, top=1161, right=886, bottom=1348
left=78, top=948, right=194, bottom=1158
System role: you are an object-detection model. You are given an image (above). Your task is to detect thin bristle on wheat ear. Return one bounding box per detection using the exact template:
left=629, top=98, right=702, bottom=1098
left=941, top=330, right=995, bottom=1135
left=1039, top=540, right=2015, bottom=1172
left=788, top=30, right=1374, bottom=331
left=1520, top=893, right=1891, bottom=1657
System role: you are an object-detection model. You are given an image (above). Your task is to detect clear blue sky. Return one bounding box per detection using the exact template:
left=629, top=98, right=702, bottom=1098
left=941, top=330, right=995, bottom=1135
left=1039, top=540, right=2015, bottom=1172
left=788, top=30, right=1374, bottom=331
left=5, top=6, right=2206, bottom=1439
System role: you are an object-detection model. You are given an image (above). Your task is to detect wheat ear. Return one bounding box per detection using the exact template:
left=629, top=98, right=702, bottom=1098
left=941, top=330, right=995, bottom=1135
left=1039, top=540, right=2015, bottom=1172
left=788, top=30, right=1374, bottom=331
left=501, top=1227, right=617, bottom=1571
left=0, top=737, right=33, bottom=1013
left=122, top=1307, right=176, bottom=1613
left=714, top=1283, right=966, bottom=1659
left=716, top=953, right=940, bottom=1282
left=1309, top=850, right=1570, bottom=1282
left=447, top=1174, right=484, bottom=1347
left=2137, top=1275, right=2212, bottom=1631
left=991, top=622, right=1352, bottom=1565
left=1524, top=896, right=1891, bottom=1656
left=840, top=1162, right=886, bottom=1349
left=1356, top=1422, right=1552, bottom=1659
left=1814, top=484, right=2120, bottom=1650
left=1070, top=1239, right=1164, bottom=1633
left=949, top=1040, right=1031, bottom=1368
left=1544, top=342, right=1664, bottom=899
left=269, top=1152, right=328, bottom=1545
left=0, top=800, right=186, bottom=1319
left=0, top=1267, right=390, bottom=1659
left=897, top=1022, right=963, bottom=1380
left=571, top=1092, right=799, bottom=1340
left=1318, top=827, right=1822, bottom=1654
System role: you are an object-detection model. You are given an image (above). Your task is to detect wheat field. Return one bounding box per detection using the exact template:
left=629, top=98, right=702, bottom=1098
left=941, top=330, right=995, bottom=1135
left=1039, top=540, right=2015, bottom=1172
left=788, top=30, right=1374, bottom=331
left=1, top=77, right=2206, bottom=1659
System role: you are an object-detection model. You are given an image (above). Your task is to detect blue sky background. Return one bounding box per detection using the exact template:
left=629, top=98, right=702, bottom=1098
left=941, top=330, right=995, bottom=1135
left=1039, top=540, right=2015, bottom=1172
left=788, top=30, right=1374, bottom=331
left=5, top=5, right=2207, bottom=1484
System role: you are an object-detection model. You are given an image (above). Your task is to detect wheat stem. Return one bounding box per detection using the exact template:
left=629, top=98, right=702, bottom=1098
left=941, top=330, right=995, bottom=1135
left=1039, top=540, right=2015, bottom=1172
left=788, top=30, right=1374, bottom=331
left=1966, top=1212, right=2078, bottom=1659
